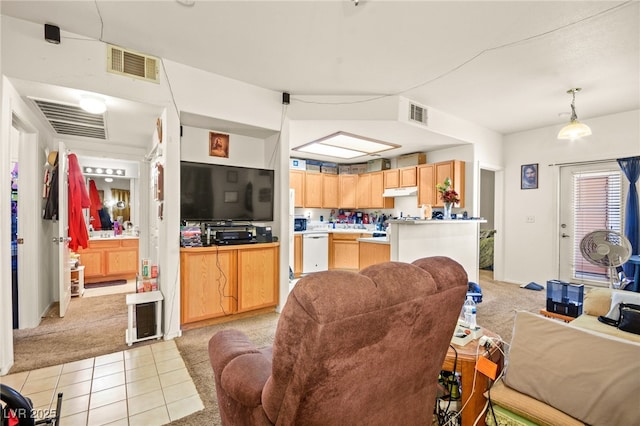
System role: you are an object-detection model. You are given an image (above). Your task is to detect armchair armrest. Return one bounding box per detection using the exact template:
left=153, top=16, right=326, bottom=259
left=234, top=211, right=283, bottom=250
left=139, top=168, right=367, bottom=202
left=209, top=329, right=272, bottom=407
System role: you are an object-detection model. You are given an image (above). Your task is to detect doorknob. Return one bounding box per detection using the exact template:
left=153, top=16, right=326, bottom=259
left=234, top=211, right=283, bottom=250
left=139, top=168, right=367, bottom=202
left=562, top=233, right=571, bottom=238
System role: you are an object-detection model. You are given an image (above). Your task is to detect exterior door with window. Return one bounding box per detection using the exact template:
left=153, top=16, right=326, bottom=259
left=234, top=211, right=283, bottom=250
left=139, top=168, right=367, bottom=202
left=559, top=163, right=623, bottom=286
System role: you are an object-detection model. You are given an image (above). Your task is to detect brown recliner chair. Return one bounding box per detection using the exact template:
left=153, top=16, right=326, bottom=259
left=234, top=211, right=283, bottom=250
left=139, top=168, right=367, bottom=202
left=209, top=256, right=468, bottom=425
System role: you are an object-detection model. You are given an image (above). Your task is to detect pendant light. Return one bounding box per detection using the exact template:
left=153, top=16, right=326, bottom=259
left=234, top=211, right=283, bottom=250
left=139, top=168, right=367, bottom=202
left=557, top=88, right=592, bottom=140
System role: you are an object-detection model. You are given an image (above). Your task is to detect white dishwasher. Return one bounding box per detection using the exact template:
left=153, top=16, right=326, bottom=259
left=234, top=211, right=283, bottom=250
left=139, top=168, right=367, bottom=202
left=302, top=233, right=329, bottom=273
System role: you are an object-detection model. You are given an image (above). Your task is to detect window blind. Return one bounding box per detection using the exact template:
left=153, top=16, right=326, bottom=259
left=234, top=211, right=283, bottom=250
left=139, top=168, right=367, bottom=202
left=572, top=170, right=622, bottom=281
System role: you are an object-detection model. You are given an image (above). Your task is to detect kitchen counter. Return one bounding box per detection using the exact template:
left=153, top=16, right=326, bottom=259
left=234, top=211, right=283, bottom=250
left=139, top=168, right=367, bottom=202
left=357, top=236, right=390, bottom=245
left=388, top=219, right=486, bottom=283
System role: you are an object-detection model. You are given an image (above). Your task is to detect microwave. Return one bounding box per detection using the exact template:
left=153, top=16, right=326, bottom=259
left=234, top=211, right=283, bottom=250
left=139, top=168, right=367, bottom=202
left=294, top=217, right=307, bottom=232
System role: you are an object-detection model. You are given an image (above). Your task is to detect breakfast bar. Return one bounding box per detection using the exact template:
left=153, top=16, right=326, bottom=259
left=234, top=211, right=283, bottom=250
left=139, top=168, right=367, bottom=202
left=388, top=219, right=485, bottom=283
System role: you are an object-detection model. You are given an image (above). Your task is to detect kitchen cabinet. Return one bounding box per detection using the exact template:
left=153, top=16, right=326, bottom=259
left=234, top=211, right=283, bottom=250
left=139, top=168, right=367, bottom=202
left=339, top=175, right=358, bottom=208
left=434, top=160, right=465, bottom=207
left=384, top=169, right=400, bottom=189
left=370, top=171, right=394, bottom=209
left=290, top=170, right=305, bottom=207
left=417, top=164, right=436, bottom=207
left=180, top=243, right=279, bottom=327
left=304, top=172, right=323, bottom=208
left=294, top=234, right=303, bottom=278
left=359, top=242, right=390, bottom=270
left=329, top=233, right=362, bottom=271
left=400, top=166, right=418, bottom=187
left=356, top=173, right=371, bottom=208
left=322, top=174, right=339, bottom=208
left=418, top=161, right=465, bottom=207
left=78, top=238, right=139, bottom=283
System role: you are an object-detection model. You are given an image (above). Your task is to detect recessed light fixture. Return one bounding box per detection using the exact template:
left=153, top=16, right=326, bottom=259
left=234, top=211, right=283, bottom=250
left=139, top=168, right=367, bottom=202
left=79, top=95, right=107, bottom=114
left=104, top=177, right=113, bottom=183
left=293, top=131, right=399, bottom=160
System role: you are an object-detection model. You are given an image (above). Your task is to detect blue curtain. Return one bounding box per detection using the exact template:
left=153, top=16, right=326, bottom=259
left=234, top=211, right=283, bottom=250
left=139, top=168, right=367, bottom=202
left=617, top=156, right=640, bottom=280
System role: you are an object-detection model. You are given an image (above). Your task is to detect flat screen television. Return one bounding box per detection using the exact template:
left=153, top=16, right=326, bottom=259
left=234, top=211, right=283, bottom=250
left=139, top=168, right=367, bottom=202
left=180, top=161, right=275, bottom=222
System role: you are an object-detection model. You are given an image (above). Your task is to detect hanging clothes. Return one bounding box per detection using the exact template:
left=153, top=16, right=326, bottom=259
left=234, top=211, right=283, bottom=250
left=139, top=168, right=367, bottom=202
left=43, top=165, right=59, bottom=220
left=68, top=153, right=91, bottom=250
left=88, top=179, right=103, bottom=231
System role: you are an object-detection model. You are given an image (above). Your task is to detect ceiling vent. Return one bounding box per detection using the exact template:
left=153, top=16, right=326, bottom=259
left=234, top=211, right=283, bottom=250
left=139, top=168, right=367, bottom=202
left=409, top=102, right=428, bottom=126
left=31, top=98, right=107, bottom=139
left=107, top=44, right=160, bottom=83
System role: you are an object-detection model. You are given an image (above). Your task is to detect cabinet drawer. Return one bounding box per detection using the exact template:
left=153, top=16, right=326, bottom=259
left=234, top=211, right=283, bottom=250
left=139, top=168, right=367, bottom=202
left=88, top=240, right=121, bottom=249
left=121, top=239, right=139, bottom=248
left=331, top=233, right=362, bottom=241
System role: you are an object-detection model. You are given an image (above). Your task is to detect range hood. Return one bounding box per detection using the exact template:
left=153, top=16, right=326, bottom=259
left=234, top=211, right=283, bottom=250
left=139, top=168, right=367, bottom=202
left=382, top=186, right=418, bottom=197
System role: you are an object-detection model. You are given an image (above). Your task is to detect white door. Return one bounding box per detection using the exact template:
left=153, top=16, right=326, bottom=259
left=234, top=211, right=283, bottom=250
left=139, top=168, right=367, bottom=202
left=559, top=162, right=623, bottom=286
left=57, top=142, right=71, bottom=317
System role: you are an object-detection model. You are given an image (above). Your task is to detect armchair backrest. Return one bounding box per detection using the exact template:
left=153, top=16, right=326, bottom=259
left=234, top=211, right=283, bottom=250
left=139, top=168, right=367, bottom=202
left=261, top=256, right=468, bottom=425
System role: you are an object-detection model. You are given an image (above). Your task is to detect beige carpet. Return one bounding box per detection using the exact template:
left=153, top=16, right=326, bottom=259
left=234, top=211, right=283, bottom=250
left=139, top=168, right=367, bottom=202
left=8, top=270, right=546, bottom=425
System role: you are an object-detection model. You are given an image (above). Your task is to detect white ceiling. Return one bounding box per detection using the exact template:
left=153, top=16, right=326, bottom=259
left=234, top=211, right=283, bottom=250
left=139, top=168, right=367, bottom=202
left=2, top=0, right=639, bottom=162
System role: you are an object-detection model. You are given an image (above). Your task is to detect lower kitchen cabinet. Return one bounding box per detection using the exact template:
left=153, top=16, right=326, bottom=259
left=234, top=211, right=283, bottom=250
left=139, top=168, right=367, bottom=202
left=359, top=242, right=390, bottom=270
left=294, top=234, right=303, bottom=278
left=329, top=233, right=362, bottom=271
left=180, top=243, right=279, bottom=327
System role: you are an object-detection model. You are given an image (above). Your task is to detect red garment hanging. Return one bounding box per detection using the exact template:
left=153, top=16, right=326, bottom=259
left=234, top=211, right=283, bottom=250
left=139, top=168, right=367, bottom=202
left=88, top=179, right=103, bottom=231
left=68, top=153, right=91, bottom=250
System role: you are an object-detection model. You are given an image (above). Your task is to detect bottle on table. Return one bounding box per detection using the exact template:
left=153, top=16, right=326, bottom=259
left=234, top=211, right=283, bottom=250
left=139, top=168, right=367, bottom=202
left=463, top=295, right=477, bottom=329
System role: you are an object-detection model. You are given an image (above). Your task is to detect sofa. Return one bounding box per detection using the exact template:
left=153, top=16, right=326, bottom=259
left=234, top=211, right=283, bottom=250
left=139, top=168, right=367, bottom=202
left=486, top=288, right=640, bottom=426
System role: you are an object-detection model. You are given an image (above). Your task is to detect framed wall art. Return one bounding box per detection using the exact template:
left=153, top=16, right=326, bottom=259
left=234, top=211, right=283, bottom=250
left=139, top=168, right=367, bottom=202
left=209, top=132, right=230, bottom=158
left=521, top=163, right=538, bottom=189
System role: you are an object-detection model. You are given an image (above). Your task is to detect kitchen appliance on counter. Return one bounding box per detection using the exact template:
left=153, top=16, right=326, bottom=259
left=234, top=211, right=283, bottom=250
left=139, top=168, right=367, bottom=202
left=294, top=217, right=307, bottom=232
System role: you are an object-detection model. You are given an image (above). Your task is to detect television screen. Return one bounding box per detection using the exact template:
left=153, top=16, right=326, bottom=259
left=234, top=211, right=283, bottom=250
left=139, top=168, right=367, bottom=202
left=180, top=161, right=274, bottom=222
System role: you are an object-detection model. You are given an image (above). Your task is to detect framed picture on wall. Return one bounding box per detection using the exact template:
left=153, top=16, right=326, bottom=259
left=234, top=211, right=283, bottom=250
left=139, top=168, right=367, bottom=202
left=521, top=163, right=538, bottom=189
left=209, top=132, right=230, bottom=158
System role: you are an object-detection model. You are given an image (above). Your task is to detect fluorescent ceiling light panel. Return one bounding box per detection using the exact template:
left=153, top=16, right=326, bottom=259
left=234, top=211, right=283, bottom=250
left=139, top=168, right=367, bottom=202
left=294, top=131, right=399, bottom=160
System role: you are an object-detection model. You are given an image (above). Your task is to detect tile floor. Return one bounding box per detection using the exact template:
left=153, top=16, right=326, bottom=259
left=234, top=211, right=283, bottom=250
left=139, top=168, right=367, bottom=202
left=1, top=340, right=203, bottom=426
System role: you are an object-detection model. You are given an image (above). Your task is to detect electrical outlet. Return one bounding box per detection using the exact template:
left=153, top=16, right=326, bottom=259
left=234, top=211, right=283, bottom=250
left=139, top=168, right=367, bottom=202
left=526, top=216, right=535, bottom=223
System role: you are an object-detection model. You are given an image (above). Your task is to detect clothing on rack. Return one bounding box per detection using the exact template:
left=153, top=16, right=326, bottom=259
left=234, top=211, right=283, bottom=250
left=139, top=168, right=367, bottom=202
left=43, top=165, right=59, bottom=220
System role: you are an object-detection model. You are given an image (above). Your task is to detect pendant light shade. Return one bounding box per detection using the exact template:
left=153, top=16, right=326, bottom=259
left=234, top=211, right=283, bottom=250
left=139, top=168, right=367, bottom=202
left=558, top=88, right=591, bottom=140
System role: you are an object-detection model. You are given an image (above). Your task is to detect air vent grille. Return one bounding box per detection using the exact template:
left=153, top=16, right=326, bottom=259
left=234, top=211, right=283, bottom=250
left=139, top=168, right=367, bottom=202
left=107, top=44, right=160, bottom=83
left=32, top=99, right=107, bottom=139
left=409, top=103, right=428, bottom=125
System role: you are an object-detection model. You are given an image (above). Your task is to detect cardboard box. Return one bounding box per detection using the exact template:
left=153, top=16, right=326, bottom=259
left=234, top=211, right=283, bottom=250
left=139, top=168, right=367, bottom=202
left=306, top=164, right=321, bottom=173
left=350, top=163, right=368, bottom=174
left=396, top=153, right=427, bottom=168
left=321, top=166, right=338, bottom=174
left=290, top=158, right=306, bottom=170
left=367, top=159, right=391, bottom=172
left=338, top=165, right=352, bottom=174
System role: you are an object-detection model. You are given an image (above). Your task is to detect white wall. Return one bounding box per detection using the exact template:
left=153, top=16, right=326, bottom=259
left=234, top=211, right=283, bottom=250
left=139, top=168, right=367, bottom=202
left=180, top=126, right=267, bottom=168
left=502, top=109, right=640, bottom=286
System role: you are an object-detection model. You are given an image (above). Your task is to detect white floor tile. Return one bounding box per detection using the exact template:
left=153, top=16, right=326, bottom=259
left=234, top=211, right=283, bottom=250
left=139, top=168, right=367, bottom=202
left=87, top=399, right=128, bottom=425
left=166, top=393, right=204, bottom=422
left=128, top=405, right=171, bottom=426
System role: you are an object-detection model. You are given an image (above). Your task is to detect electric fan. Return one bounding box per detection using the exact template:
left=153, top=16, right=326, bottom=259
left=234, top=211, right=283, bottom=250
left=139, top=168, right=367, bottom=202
left=580, top=230, right=632, bottom=288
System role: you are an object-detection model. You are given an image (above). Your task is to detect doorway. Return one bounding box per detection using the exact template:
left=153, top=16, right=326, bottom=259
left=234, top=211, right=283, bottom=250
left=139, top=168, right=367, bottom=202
left=479, top=169, right=497, bottom=278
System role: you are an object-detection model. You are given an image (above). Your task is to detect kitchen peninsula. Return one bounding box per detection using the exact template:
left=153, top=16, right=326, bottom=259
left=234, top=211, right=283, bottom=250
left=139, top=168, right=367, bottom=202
left=388, top=219, right=485, bottom=283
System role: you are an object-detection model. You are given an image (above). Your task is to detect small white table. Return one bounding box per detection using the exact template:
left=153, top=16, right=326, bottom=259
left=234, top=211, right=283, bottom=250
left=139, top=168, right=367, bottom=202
left=126, top=291, right=164, bottom=346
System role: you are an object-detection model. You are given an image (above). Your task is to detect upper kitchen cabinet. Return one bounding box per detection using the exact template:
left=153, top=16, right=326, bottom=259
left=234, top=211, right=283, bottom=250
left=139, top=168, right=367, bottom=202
left=304, top=172, right=323, bottom=208
left=370, top=171, right=394, bottom=209
left=418, top=160, right=465, bottom=208
left=417, top=164, right=435, bottom=207
left=356, top=173, right=371, bottom=208
left=383, top=169, right=400, bottom=189
left=434, top=160, right=465, bottom=207
left=290, top=170, right=305, bottom=207
left=322, top=174, right=339, bottom=208
left=399, top=166, right=418, bottom=187
left=339, top=174, right=358, bottom=208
